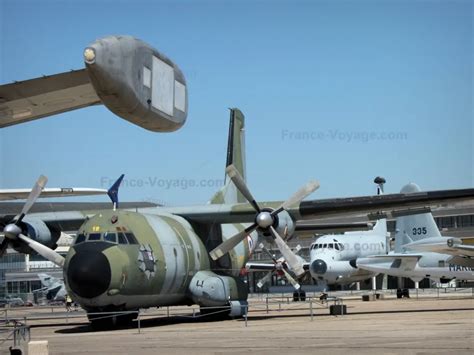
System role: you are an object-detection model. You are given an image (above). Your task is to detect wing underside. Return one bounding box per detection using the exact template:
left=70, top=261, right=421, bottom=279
left=0, top=69, right=100, bottom=128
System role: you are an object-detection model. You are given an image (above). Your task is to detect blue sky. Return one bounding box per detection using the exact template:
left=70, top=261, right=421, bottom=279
left=0, top=0, right=472, bottom=206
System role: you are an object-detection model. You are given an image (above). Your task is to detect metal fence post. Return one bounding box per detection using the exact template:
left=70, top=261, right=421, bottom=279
left=310, top=298, right=313, bottom=321
left=244, top=305, right=248, bottom=328
left=137, top=311, right=141, bottom=334
left=266, top=297, right=269, bottom=314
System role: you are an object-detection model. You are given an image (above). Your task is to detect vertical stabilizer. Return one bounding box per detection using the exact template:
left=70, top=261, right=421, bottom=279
left=209, top=109, right=247, bottom=204
left=395, top=183, right=441, bottom=252
left=371, top=218, right=387, bottom=237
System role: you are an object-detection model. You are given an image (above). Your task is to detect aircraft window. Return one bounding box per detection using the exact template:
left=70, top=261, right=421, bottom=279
left=125, top=233, right=138, bottom=244
left=104, top=232, right=117, bottom=244
left=335, top=244, right=339, bottom=250
left=323, top=244, right=327, bottom=248
left=75, top=234, right=86, bottom=244
left=339, top=243, right=344, bottom=250
left=328, top=243, right=333, bottom=249
left=318, top=244, right=322, bottom=248
left=88, top=233, right=101, bottom=241
left=118, top=233, right=129, bottom=245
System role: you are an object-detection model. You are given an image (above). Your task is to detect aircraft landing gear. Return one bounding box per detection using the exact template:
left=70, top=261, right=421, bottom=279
left=293, top=290, right=306, bottom=302
left=396, top=288, right=410, bottom=299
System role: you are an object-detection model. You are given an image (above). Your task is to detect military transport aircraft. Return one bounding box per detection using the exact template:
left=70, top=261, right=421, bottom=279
left=357, top=183, right=474, bottom=284
left=1, top=109, right=474, bottom=328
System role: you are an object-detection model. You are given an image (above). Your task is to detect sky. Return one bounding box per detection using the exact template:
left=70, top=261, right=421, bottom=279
left=0, top=0, right=472, bottom=206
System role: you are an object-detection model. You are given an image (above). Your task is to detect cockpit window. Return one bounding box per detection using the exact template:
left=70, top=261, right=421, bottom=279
left=88, top=233, right=101, bottom=241
left=339, top=243, right=344, bottom=250
left=335, top=243, right=339, bottom=250
left=118, top=233, right=128, bottom=245
left=74, top=234, right=86, bottom=244
left=323, top=244, right=327, bottom=248
left=124, top=232, right=138, bottom=244
left=328, top=243, right=333, bottom=249
left=104, top=232, right=117, bottom=244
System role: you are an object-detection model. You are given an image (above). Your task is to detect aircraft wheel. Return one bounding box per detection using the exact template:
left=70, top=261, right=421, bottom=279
left=299, top=291, right=306, bottom=301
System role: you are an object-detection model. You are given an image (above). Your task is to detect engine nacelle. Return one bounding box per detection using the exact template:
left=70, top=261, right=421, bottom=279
left=84, top=35, right=187, bottom=132
left=188, top=270, right=248, bottom=307
left=12, top=218, right=59, bottom=254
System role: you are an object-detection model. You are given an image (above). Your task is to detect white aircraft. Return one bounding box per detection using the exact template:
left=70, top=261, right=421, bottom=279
left=357, top=183, right=474, bottom=284
left=307, top=218, right=387, bottom=287
left=0, top=187, right=106, bottom=201
left=36, top=273, right=66, bottom=302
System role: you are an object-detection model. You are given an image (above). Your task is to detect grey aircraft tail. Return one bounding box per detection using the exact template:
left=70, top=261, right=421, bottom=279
left=209, top=109, right=247, bottom=204
left=394, top=183, right=441, bottom=252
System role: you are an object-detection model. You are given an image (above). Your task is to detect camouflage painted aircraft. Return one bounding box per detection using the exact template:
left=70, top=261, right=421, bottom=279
left=2, top=109, right=474, bottom=328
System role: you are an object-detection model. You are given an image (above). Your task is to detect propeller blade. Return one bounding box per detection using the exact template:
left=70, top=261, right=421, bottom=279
left=17, top=233, right=64, bottom=267
left=256, top=271, right=273, bottom=289
left=273, top=180, right=319, bottom=215
left=225, top=165, right=260, bottom=212
left=269, top=226, right=305, bottom=277
left=0, top=238, right=9, bottom=257
left=209, top=223, right=257, bottom=260
left=281, top=267, right=301, bottom=290
left=18, top=175, right=48, bottom=223
left=259, top=243, right=277, bottom=263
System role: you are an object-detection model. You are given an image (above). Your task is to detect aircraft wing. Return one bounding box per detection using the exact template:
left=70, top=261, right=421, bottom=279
left=1, top=187, right=473, bottom=241
left=357, top=254, right=422, bottom=274
left=0, top=187, right=107, bottom=201
left=157, top=187, right=474, bottom=224
left=0, top=69, right=100, bottom=128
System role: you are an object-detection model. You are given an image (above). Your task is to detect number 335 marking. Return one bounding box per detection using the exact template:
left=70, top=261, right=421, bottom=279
left=412, top=227, right=427, bottom=235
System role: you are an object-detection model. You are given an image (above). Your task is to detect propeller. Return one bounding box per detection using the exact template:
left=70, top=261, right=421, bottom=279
left=256, top=243, right=300, bottom=290
left=0, top=175, right=65, bottom=266
left=209, top=164, right=319, bottom=278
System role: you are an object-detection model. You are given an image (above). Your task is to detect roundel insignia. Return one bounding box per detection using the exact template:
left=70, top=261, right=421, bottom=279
left=137, top=244, right=156, bottom=279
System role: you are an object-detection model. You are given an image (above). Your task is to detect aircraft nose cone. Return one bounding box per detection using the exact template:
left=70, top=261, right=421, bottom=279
left=67, top=250, right=111, bottom=298
left=311, top=259, right=327, bottom=275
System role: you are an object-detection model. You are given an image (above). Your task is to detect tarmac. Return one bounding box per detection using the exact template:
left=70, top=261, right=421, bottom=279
left=1, top=291, right=473, bottom=355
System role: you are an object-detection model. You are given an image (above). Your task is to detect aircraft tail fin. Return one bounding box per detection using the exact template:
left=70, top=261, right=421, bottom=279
left=371, top=218, right=387, bottom=237
left=38, top=273, right=56, bottom=288
left=395, top=183, right=441, bottom=252
left=209, top=109, right=247, bottom=204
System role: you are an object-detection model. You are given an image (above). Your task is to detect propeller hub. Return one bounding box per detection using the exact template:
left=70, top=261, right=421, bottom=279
left=256, top=211, right=273, bottom=229
left=3, top=224, right=22, bottom=240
